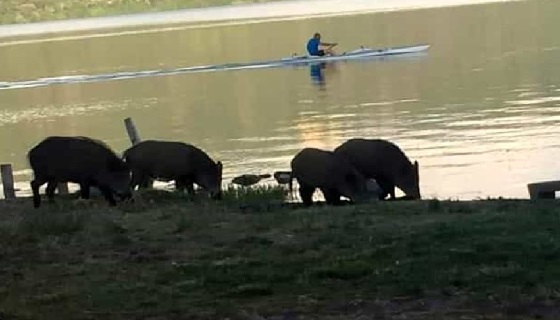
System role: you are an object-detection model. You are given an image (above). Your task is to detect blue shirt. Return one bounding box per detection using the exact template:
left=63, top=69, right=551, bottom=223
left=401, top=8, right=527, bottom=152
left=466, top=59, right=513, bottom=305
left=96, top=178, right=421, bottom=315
left=307, top=38, right=320, bottom=55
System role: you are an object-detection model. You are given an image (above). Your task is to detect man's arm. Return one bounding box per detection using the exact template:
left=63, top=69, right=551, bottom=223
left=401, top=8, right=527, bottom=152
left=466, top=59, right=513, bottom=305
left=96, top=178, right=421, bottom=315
left=320, top=41, right=338, bottom=47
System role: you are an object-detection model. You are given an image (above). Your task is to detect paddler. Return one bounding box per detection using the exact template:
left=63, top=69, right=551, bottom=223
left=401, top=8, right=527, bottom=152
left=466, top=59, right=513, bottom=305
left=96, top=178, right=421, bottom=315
left=306, top=32, right=337, bottom=56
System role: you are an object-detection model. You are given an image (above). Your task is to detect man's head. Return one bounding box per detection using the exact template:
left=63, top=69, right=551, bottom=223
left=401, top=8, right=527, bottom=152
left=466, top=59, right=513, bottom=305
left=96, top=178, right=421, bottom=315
left=313, top=33, right=321, bottom=40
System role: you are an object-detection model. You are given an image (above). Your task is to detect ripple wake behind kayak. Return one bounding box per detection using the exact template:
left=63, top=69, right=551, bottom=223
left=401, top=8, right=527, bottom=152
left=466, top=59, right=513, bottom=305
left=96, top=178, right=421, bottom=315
left=0, top=60, right=283, bottom=91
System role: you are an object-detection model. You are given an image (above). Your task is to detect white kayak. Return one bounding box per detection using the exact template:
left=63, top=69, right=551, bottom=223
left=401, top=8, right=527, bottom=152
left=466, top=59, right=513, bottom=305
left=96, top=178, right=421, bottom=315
left=280, top=44, right=431, bottom=64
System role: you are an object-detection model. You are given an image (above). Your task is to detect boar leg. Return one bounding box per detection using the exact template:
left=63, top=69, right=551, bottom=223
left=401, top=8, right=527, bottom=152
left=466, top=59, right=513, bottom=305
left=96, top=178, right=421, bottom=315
left=98, top=186, right=117, bottom=206
left=322, top=188, right=342, bottom=205
left=79, top=182, right=90, bottom=199
left=376, top=178, right=395, bottom=200
left=138, top=177, right=153, bottom=189
left=45, top=181, right=58, bottom=203
left=31, top=178, right=46, bottom=208
left=186, top=184, right=195, bottom=195
left=175, top=177, right=188, bottom=192
left=131, top=170, right=150, bottom=190
left=298, top=183, right=315, bottom=206
left=182, top=177, right=195, bottom=195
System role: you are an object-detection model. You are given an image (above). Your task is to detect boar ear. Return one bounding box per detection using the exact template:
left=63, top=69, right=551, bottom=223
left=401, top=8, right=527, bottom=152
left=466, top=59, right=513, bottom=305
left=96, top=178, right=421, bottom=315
left=414, top=161, right=419, bottom=175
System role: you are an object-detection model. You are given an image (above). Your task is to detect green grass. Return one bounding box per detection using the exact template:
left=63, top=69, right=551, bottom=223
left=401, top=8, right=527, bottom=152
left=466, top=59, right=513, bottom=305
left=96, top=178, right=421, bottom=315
left=1, top=189, right=560, bottom=319
left=1, top=0, right=287, bottom=25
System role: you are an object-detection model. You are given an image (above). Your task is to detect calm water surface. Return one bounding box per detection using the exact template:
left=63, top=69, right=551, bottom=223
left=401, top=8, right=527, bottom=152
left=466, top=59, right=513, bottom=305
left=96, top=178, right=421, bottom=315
left=0, top=0, right=558, bottom=200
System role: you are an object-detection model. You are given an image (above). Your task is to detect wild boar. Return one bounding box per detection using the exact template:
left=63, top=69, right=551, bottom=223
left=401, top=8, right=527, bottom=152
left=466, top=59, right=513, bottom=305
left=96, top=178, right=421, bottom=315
left=28, top=136, right=131, bottom=208
left=123, top=140, right=222, bottom=199
left=334, top=138, right=420, bottom=200
left=290, top=147, right=372, bottom=206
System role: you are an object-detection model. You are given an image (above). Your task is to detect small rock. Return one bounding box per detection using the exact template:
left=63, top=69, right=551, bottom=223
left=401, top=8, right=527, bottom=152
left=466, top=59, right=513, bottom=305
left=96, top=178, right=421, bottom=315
left=273, top=171, right=291, bottom=184
left=232, top=174, right=271, bottom=187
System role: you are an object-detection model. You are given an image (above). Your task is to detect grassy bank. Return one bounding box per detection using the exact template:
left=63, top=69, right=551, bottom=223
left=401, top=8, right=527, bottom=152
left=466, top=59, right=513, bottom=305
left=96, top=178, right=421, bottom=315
left=1, top=189, right=560, bottom=319
left=1, top=0, right=285, bottom=25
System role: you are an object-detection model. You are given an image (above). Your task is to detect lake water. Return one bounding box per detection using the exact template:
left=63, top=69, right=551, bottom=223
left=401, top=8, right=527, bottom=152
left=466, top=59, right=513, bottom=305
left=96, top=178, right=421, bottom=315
left=0, top=0, right=558, bottom=200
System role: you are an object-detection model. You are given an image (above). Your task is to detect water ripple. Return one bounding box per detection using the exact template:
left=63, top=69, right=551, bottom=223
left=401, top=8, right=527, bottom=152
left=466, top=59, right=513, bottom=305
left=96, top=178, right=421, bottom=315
left=506, top=95, right=560, bottom=106
left=0, top=101, right=134, bottom=126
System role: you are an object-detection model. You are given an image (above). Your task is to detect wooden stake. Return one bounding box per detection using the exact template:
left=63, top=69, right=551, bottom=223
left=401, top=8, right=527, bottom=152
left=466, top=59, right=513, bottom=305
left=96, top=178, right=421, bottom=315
left=124, top=117, right=141, bottom=145
left=0, top=164, right=16, bottom=200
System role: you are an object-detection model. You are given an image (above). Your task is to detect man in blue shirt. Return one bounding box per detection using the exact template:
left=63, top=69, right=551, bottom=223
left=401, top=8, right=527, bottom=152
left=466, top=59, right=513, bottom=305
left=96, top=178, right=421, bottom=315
left=306, top=33, right=337, bottom=56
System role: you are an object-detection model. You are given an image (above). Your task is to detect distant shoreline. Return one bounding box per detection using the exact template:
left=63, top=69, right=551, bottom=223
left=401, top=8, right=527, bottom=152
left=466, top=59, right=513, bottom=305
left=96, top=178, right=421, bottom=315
left=0, top=0, right=526, bottom=40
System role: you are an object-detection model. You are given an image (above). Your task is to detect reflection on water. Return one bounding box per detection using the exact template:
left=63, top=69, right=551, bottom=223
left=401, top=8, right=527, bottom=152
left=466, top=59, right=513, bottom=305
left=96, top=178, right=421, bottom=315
left=0, top=0, right=560, bottom=200
left=308, top=62, right=338, bottom=88
left=309, top=63, right=326, bottom=86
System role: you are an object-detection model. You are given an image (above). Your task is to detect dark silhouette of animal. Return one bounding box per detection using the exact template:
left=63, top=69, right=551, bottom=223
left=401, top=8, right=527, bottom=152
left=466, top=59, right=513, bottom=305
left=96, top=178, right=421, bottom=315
left=290, top=147, right=372, bottom=206
left=123, top=140, right=222, bottom=199
left=334, top=138, right=420, bottom=200
left=28, top=136, right=132, bottom=208
left=231, top=174, right=271, bottom=187
left=273, top=171, right=292, bottom=185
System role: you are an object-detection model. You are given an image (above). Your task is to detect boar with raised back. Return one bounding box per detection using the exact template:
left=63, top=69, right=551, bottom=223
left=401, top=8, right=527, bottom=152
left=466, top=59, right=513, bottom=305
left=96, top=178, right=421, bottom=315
left=123, top=140, right=222, bottom=199
left=28, top=136, right=132, bottom=208
left=334, top=138, right=420, bottom=200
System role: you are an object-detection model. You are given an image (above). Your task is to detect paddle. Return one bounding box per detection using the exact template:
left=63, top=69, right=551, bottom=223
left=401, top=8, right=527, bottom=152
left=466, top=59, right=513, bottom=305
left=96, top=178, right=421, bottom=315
left=325, top=42, right=338, bottom=55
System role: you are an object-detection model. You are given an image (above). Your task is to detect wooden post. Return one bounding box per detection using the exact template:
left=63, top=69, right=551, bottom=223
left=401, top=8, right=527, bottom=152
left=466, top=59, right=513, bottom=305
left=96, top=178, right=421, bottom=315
left=124, top=117, right=141, bottom=145
left=1, top=164, right=16, bottom=200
